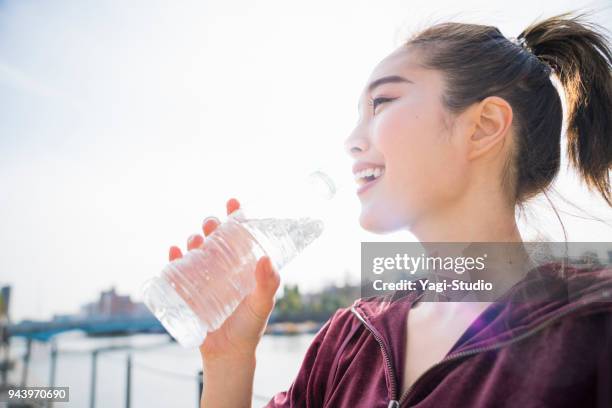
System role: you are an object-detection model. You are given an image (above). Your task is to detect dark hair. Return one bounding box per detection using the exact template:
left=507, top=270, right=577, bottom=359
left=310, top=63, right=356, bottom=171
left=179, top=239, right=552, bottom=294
left=405, top=11, right=612, bottom=209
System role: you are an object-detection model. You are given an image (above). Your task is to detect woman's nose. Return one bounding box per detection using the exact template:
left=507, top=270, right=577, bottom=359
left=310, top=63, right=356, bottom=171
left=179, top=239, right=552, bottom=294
left=344, top=128, right=369, bottom=157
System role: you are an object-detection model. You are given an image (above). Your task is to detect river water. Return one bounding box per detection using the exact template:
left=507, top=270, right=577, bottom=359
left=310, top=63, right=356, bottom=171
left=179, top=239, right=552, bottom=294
left=8, top=332, right=315, bottom=407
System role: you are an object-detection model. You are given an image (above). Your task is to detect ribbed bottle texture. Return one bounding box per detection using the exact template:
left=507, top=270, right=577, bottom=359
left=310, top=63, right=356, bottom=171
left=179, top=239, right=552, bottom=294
left=142, top=215, right=324, bottom=348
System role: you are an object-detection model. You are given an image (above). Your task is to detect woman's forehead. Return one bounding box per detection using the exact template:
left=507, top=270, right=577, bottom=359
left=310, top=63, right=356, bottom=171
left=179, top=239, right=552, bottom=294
left=366, top=47, right=423, bottom=89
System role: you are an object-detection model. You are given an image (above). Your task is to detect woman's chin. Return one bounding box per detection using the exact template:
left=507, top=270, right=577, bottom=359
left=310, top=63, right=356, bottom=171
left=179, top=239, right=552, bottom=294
left=358, top=210, right=403, bottom=234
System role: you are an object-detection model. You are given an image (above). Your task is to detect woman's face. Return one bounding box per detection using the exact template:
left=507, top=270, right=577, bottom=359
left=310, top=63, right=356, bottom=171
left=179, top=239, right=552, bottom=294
left=345, top=46, right=470, bottom=234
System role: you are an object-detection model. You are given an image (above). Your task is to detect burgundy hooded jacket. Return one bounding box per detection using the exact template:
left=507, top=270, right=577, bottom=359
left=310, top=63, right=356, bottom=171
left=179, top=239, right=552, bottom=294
left=264, top=262, right=612, bottom=407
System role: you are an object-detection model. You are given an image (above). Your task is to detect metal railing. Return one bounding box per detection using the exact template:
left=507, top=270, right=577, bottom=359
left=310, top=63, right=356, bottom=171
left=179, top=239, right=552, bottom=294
left=10, top=337, right=271, bottom=408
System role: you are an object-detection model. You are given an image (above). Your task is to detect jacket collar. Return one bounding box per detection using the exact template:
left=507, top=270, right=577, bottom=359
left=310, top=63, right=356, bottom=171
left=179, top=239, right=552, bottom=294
left=351, top=261, right=612, bottom=386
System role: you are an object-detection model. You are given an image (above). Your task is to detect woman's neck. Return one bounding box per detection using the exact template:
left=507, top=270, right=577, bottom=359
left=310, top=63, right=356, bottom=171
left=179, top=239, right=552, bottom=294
left=410, top=189, right=535, bottom=297
left=411, top=185, right=522, bottom=243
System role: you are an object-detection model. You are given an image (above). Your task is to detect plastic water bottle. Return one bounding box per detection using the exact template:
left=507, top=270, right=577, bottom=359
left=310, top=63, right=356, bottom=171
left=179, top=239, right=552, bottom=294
left=142, top=171, right=338, bottom=348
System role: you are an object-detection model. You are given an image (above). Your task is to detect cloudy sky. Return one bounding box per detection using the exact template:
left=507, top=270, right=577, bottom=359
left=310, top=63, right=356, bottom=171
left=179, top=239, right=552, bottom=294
left=1, top=0, right=610, bottom=321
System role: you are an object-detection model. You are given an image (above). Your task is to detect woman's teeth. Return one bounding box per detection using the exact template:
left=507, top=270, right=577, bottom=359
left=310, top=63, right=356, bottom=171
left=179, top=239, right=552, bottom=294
left=354, top=167, right=385, bottom=185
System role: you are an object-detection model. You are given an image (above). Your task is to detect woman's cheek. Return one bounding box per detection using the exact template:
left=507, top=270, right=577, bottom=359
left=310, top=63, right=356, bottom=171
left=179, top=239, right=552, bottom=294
left=381, top=118, right=419, bottom=166
left=373, top=104, right=404, bottom=130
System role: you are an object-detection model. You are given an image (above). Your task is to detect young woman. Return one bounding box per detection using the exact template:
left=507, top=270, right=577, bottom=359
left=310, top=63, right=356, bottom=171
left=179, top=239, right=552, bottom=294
left=169, top=12, right=612, bottom=407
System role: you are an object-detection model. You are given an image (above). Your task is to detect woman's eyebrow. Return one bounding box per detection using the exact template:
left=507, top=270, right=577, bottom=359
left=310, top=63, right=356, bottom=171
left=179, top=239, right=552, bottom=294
left=367, top=75, right=413, bottom=93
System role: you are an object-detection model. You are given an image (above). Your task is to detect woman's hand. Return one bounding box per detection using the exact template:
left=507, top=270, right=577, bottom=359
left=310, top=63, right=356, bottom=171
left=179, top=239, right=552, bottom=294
left=168, top=198, right=281, bottom=362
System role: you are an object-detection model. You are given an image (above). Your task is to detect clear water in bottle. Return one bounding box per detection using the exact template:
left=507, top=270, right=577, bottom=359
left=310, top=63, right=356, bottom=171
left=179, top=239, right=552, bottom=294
left=142, top=172, right=335, bottom=348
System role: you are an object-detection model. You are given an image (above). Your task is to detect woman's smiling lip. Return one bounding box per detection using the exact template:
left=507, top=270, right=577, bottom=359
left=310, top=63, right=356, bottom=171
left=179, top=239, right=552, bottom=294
left=352, top=161, right=386, bottom=195
left=357, top=174, right=383, bottom=195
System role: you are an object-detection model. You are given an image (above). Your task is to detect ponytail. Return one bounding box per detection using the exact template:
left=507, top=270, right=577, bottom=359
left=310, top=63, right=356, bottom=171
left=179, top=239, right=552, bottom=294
left=517, top=12, right=612, bottom=206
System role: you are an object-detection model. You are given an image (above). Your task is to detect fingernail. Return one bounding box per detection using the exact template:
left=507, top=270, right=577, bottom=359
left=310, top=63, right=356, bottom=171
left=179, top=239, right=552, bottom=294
left=169, top=246, right=181, bottom=259
left=203, top=216, right=219, bottom=225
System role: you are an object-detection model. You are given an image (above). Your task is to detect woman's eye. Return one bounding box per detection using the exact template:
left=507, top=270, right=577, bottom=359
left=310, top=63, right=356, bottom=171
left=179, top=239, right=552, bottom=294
left=369, top=97, right=396, bottom=114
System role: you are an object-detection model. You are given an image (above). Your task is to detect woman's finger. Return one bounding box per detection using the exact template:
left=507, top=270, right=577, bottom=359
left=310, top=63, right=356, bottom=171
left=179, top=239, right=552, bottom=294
left=226, top=198, right=241, bottom=215
left=169, top=246, right=183, bottom=261
left=187, top=234, right=204, bottom=250
left=200, top=199, right=241, bottom=238
left=202, top=216, right=220, bottom=236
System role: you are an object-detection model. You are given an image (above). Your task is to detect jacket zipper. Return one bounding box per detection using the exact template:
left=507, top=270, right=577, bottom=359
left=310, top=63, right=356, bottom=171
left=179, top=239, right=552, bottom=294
left=349, top=306, right=400, bottom=408
left=351, top=292, right=607, bottom=408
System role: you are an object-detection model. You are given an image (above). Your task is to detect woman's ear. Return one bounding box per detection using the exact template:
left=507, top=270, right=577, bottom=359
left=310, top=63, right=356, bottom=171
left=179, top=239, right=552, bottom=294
left=467, top=96, right=513, bottom=161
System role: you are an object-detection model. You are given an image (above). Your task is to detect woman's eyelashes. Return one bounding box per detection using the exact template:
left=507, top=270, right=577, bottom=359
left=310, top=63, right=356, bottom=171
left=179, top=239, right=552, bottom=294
left=369, top=96, right=397, bottom=114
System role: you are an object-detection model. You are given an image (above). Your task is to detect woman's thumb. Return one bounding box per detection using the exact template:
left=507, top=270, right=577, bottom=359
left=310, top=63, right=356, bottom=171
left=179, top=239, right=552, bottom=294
left=254, top=256, right=280, bottom=296
left=248, top=256, right=280, bottom=320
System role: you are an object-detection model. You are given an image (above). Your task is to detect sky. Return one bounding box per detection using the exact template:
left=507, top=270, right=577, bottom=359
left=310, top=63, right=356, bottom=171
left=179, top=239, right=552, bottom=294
left=1, top=0, right=611, bottom=321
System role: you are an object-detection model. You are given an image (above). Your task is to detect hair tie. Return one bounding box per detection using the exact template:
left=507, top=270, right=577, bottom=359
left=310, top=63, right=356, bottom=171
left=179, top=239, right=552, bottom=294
left=509, top=35, right=554, bottom=74
left=509, top=36, right=529, bottom=51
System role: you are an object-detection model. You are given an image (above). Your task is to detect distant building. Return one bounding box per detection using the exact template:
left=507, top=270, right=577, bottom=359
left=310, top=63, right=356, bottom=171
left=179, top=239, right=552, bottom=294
left=0, top=286, right=11, bottom=319
left=79, top=287, right=151, bottom=319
